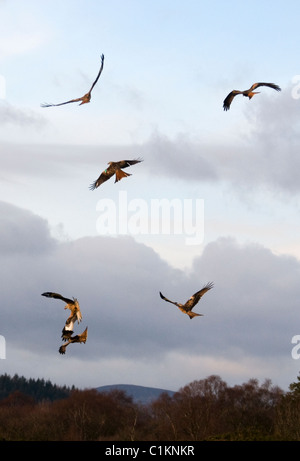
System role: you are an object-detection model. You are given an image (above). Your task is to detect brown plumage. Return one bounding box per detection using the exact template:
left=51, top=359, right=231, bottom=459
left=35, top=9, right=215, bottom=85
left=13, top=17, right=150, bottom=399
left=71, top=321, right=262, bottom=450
left=41, top=54, right=104, bottom=107
left=159, top=282, right=214, bottom=319
left=61, top=318, right=75, bottom=341
left=223, top=82, right=281, bottom=111
left=59, top=327, right=88, bottom=355
left=41, top=292, right=82, bottom=325
left=42, top=292, right=87, bottom=354
left=89, top=158, right=143, bottom=190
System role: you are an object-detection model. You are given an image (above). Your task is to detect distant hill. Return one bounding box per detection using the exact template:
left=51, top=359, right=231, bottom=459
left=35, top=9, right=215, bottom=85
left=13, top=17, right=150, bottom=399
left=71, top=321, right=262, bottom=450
left=96, top=384, right=175, bottom=404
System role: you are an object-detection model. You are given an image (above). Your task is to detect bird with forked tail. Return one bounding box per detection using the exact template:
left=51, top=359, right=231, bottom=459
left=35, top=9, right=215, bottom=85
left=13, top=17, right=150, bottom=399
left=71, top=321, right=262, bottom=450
left=89, top=158, right=143, bottom=190
left=41, top=54, right=104, bottom=107
left=159, top=282, right=214, bottom=319
left=223, top=82, right=281, bottom=111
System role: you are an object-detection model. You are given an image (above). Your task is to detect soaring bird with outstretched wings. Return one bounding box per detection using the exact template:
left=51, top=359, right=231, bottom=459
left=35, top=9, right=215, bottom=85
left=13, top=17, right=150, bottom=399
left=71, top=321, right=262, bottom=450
left=59, top=327, right=88, bottom=355
left=223, top=82, right=281, bottom=111
left=41, top=292, right=82, bottom=325
left=89, top=158, right=143, bottom=190
left=159, top=282, right=214, bottom=319
left=41, top=54, right=104, bottom=107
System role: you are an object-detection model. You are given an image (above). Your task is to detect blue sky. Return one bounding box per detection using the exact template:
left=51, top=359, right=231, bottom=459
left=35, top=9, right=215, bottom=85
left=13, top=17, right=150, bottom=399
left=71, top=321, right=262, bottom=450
left=1, top=0, right=300, bottom=393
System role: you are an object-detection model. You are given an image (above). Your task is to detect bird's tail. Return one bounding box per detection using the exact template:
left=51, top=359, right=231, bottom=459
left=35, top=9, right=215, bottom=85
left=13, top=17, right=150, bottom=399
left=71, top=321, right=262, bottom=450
left=187, top=312, right=203, bottom=319
left=79, top=327, right=88, bottom=343
left=248, top=91, right=260, bottom=99
left=115, top=169, right=132, bottom=183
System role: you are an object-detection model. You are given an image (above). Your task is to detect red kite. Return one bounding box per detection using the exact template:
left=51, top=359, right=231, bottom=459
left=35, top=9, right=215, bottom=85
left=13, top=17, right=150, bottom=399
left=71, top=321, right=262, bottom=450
left=89, top=158, right=143, bottom=190
left=223, top=82, right=281, bottom=111
left=159, top=282, right=214, bottom=319
left=42, top=292, right=87, bottom=354
left=41, top=54, right=104, bottom=107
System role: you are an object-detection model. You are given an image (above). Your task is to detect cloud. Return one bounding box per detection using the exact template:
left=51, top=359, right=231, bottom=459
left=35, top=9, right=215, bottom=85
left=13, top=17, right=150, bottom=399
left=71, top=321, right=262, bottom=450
left=0, top=201, right=56, bottom=254
left=0, top=102, right=47, bottom=128
left=128, top=84, right=300, bottom=196
left=143, top=130, right=218, bottom=183
left=1, top=201, right=300, bottom=390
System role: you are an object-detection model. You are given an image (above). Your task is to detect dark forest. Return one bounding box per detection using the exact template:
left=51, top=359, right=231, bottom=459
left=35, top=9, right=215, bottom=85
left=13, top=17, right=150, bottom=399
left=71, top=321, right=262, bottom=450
left=0, top=373, right=299, bottom=441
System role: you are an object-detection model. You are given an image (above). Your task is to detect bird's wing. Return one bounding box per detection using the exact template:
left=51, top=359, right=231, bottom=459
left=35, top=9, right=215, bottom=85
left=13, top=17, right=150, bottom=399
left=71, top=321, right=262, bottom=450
left=250, top=82, right=281, bottom=92
left=159, top=291, right=180, bottom=307
left=88, top=54, right=105, bottom=93
left=89, top=169, right=114, bottom=190
left=59, top=344, right=68, bottom=354
left=223, top=90, right=242, bottom=111
left=41, top=97, right=84, bottom=107
left=184, top=282, right=214, bottom=310
left=41, top=292, right=74, bottom=304
left=62, top=322, right=74, bottom=340
left=115, top=158, right=143, bottom=169
left=73, top=300, right=82, bottom=323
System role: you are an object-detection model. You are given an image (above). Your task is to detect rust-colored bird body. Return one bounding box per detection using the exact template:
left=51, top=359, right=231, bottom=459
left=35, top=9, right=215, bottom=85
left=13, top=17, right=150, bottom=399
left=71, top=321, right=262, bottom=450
left=89, top=158, right=143, bottom=190
left=223, top=82, right=281, bottom=111
left=41, top=54, right=104, bottom=107
left=159, top=282, right=214, bottom=319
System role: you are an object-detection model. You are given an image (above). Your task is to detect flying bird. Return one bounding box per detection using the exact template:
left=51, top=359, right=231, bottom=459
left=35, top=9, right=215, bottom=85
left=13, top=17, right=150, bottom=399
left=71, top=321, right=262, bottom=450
left=159, top=282, right=214, bottom=319
left=41, top=292, right=82, bottom=325
left=41, top=54, right=104, bottom=107
left=59, top=327, right=88, bottom=355
left=223, top=82, right=281, bottom=111
left=89, top=158, right=143, bottom=190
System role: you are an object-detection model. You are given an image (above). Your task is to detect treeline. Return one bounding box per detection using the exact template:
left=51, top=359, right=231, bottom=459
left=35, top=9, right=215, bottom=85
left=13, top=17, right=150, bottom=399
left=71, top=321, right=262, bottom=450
left=0, top=373, right=299, bottom=440
left=0, top=373, right=74, bottom=402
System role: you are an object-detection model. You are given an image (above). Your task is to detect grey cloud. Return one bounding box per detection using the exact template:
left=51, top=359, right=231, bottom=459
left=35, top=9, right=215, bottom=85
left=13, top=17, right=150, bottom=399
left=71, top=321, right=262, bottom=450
left=190, top=237, right=300, bottom=356
left=3, top=101, right=299, bottom=200
left=142, top=130, right=218, bottom=183
left=0, top=101, right=47, bottom=128
left=1, top=202, right=299, bottom=390
left=0, top=201, right=56, bottom=254
left=137, top=85, right=300, bottom=195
